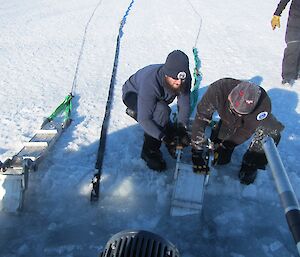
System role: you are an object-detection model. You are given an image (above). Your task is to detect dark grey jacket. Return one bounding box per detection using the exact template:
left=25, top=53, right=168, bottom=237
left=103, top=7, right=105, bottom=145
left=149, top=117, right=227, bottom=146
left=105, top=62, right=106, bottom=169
left=191, top=78, right=284, bottom=150
left=274, top=0, right=300, bottom=42
left=122, top=64, right=191, bottom=140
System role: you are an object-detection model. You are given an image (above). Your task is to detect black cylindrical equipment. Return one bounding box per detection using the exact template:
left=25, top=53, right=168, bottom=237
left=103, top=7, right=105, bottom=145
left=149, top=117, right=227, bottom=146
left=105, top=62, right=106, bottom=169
left=100, top=230, right=180, bottom=257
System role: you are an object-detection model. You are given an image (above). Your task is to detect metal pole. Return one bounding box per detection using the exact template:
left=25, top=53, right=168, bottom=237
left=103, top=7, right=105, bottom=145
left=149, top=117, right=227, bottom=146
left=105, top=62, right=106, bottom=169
left=174, top=147, right=183, bottom=180
left=262, top=136, right=300, bottom=255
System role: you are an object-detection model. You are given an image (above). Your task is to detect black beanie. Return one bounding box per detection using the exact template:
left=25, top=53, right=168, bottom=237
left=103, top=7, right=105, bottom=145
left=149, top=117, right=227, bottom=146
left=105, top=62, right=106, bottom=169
left=162, top=50, right=189, bottom=79
left=228, top=81, right=262, bottom=114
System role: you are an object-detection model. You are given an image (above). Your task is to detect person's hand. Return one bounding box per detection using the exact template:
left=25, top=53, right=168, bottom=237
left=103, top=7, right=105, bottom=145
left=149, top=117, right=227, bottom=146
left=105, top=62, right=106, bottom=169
left=162, top=134, right=177, bottom=158
left=271, top=15, right=280, bottom=30
left=176, top=124, right=191, bottom=147
left=162, top=134, right=174, bottom=145
left=192, top=150, right=209, bottom=174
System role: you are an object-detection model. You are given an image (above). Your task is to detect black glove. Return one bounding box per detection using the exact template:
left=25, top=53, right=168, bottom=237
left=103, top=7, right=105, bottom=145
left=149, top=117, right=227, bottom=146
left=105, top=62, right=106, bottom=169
left=162, top=134, right=177, bottom=159
left=192, top=149, right=209, bottom=174
left=162, top=133, right=172, bottom=144
left=176, top=124, right=191, bottom=147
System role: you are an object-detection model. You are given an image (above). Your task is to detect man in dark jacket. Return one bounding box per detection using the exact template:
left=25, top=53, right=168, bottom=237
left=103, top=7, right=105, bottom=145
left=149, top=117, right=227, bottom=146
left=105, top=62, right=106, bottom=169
left=271, top=0, right=300, bottom=86
left=122, top=50, right=191, bottom=171
left=191, top=78, right=284, bottom=185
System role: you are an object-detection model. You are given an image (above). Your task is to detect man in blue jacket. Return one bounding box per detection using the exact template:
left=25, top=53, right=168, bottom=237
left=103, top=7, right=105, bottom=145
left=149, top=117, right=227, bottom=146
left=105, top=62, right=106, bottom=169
left=122, top=50, right=191, bottom=171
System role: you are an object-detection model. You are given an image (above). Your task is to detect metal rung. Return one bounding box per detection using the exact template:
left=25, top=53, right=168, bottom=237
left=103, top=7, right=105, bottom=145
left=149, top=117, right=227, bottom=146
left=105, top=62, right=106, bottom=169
left=35, top=129, right=58, bottom=135
left=1, top=167, right=23, bottom=175
left=22, top=156, right=37, bottom=161
left=23, top=142, right=48, bottom=147
left=171, top=199, right=203, bottom=210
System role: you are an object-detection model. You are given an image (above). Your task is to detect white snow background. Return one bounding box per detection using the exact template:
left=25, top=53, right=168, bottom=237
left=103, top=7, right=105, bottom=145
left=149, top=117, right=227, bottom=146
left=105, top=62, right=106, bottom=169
left=1, top=0, right=300, bottom=256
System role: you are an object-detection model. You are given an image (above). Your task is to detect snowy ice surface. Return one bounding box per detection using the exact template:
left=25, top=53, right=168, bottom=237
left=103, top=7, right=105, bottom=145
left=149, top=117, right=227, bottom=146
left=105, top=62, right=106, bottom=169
left=0, top=0, right=300, bottom=256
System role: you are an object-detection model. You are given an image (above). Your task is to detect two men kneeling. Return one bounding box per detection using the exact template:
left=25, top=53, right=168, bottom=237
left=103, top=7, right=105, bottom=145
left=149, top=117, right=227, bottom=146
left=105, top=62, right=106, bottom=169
left=122, top=50, right=284, bottom=185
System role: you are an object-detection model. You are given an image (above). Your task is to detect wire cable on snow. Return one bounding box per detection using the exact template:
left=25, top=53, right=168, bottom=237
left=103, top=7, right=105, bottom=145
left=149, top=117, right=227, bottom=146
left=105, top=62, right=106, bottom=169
left=44, top=1, right=104, bottom=129
left=186, top=0, right=202, bottom=48
left=70, top=0, right=104, bottom=96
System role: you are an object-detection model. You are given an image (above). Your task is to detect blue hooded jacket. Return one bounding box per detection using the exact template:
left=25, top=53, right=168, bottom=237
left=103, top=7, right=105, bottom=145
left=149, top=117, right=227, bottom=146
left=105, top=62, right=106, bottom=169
left=122, top=64, right=191, bottom=140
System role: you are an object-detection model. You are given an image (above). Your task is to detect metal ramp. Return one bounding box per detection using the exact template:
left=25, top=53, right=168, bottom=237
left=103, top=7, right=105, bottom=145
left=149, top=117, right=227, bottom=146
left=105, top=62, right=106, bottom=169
left=171, top=162, right=208, bottom=216
left=170, top=142, right=213, bottom=217
left=17, top=123, right=62, bottom=164
left=0, top=121, right=63, bottom=212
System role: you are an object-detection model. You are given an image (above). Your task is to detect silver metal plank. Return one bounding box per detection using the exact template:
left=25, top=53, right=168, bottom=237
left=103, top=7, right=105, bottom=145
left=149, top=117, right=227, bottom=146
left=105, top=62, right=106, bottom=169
left=23, top=142, right=48, bottom=147
left=0, top=174, right=24, bottom=212
left=171, top=162, right=206, bottom=216
left=35, top=129, right=58, bottom=134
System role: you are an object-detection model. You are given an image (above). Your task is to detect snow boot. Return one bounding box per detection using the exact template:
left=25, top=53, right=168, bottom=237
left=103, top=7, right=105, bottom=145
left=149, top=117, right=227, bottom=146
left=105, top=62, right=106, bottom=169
left=125, top=107, right=137, bottom=121
left=141, top=134, right=166, bottom=171
left=238, top=163, right=257, bottom=185
left=281, top=78, right=295, bottom=86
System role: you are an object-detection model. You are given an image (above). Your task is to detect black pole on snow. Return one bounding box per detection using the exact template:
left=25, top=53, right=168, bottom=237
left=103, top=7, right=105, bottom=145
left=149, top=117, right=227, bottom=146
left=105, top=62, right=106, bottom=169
left=90, top=0, right=135, bottom=202
left=262, top=136, right=300, bottom=256
left=90, top=32, right=120, bottom=202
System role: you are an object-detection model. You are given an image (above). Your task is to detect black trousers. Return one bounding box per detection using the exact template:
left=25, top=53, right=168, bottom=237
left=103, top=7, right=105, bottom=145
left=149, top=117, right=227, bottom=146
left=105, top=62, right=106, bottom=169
left=123, top=92, right=172, bottom=152
left=210, top=121, right=237, bottom=165
left=123, top=92, right=171, bottom=129
left=282, top=41, right=300, bottom=80
left=123, top=92, right=138, bottom=113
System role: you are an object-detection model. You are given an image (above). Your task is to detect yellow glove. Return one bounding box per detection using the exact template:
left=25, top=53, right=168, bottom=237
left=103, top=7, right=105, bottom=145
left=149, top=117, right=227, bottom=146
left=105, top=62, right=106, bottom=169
left=271, top=15, right=280, bottom=30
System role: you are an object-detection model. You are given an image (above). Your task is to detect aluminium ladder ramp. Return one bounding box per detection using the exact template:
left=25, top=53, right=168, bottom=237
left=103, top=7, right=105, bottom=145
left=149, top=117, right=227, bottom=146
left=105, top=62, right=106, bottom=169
left=0, top=121, right=63, bottom=212
left=171, top=163, right=208, bottom=216
left=170, top=142, right=212, bottom=217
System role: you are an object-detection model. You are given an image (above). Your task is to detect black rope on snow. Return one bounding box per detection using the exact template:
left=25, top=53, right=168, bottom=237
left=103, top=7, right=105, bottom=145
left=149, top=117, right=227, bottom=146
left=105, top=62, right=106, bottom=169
left=71, top=0, right=104, bottom=96
left=91, top=0, right=135, bottom=202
